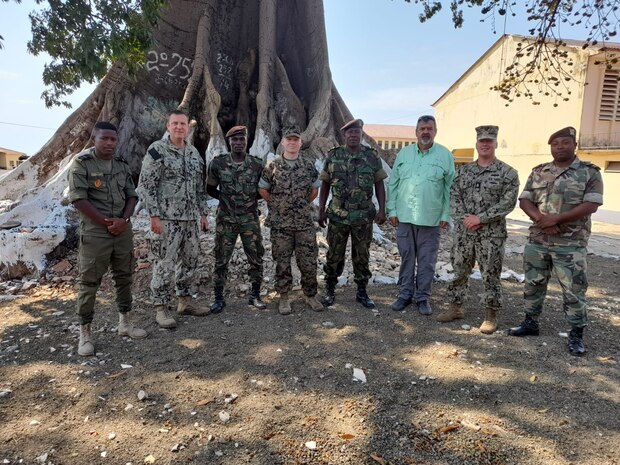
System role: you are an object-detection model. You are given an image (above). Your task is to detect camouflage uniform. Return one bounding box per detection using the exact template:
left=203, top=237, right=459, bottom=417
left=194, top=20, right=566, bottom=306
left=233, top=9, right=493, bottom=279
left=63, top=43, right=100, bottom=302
left=519, top=158, right=604, bottom=327
left=137, top=136, right=208, bottom=305
left=67, top=147, right=137, bottom=324
left=260, top=154, right=320, bottom=296
left=448, top=159, right=519, bottom=308
left=320, top=146, right=387, bottom=286
left=207, top=153, right=264, bottom=287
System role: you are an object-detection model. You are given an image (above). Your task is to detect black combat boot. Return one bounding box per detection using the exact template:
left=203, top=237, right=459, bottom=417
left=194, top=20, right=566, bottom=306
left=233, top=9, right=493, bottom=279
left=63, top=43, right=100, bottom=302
left=248, top=283, right=266, bottom=309
left=568, top=327, right=586, bottom=356
left=210, top=286, right=226, bottom=314
left=356, top=285, right=376, bottom=309
left=508, top=315, right=540, bottom=337
left=321, top=280, right=337, bottom=307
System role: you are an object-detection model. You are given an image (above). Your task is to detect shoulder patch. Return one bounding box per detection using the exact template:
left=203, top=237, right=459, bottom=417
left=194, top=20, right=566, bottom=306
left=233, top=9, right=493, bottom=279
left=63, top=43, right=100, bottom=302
left=148, top=148, right=162, bottom=160
left=580, top=160, right=601, bottom=171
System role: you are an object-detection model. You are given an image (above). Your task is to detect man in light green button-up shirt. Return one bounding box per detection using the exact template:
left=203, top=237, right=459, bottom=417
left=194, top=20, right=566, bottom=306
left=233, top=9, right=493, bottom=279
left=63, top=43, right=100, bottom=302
left=387, top=115, right=455, bottom=315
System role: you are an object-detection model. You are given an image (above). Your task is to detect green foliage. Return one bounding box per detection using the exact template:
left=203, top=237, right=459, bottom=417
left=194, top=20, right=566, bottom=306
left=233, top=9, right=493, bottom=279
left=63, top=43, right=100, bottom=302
left=16, top=0, right=168, bottom=107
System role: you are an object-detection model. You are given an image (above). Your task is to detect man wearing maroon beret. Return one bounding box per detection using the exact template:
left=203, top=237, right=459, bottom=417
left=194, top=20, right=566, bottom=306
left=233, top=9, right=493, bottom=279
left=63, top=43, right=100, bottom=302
left=509, top=126, right=604, bottom=356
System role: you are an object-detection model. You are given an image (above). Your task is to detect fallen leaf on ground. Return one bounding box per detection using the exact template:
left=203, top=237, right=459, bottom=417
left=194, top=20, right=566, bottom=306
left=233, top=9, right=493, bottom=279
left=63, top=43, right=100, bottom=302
left=195, top=398, right=213, bottom=406
left=439, top=424, right=460, bottom=433
left=370, top=453, right=387, bottom=465
left=107, top=371, right=127, bottom=379
left=338, top=433, right=355, bottom=440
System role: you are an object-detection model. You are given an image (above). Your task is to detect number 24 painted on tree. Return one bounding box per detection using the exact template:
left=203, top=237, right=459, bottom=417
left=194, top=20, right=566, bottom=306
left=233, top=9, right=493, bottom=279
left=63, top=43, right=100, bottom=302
left=146, top=51, right=194, bottom=80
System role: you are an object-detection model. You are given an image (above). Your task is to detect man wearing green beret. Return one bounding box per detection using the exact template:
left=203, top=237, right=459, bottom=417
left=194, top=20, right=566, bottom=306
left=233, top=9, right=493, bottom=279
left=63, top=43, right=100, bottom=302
left=509, top=126, right=604, bottom=356
left=318, top=118, right=387, bottom=309
left=438, top=125, right=519, bottom=334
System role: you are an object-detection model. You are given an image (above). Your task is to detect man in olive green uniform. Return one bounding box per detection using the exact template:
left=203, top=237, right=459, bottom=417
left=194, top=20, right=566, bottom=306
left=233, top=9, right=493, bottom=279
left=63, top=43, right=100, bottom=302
left=438, top=125, right=519, bottom=334
left=207, top=125, right=265, bottom=313
left=509, top=127, right=604, bottom=356
left=68, top=121, right=146, bottom=356
left=137, top=110, right=210, bottom=329
left=318, top=119, right=387, bottom=309
left=259, top=126, right=324, bottom=315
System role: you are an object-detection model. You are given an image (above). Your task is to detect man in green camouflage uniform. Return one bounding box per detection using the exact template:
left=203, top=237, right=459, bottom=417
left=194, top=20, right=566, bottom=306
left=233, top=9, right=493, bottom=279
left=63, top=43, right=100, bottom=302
left=259, top=126, right=324, bottom=315
left=137, top=110, right=210, bottom=329
left=438, top=125, right=519, bottom=334
left=318, top=119, right=387, bottom=309
left=68, top=121, right=146, bottom=356
left=207, top=125, right=265, bottom=313
left=509, top=126, right=604, bottom=356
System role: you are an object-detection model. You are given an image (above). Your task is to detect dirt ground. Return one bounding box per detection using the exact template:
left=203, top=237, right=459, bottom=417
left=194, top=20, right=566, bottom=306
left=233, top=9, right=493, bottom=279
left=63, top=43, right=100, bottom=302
left=1, top=239, right=619, bottom=464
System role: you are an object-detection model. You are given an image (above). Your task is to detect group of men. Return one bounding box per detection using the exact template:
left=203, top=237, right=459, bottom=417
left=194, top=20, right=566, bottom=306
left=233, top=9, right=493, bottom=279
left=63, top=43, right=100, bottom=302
left=67, top=111, right=603, bottom=358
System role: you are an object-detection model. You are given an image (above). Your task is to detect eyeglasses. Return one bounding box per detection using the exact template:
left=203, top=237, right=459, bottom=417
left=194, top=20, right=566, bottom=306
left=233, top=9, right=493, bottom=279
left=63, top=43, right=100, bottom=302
left=417, top=115, right=436, bottom=123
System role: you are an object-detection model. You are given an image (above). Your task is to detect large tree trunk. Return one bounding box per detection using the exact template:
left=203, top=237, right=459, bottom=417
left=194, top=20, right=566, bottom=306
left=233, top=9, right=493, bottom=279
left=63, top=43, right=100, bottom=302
left=0, top=0, right=357, bottom=272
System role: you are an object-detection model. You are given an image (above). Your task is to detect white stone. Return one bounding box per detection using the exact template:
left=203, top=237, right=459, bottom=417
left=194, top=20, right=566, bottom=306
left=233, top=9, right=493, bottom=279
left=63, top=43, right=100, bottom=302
left=305, top=441, right=317, bottom=450
left=137, top=390, right=147, bottom=401
left=352, top=368, right=367, bottom=383
left=218, top=411, right=230, bottom=423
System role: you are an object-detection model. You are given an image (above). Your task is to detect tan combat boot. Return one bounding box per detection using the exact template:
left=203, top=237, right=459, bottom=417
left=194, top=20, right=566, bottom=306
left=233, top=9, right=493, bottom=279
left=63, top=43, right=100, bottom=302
left=480, top=308, right=498, bottom=334
left=278, top=292, right=292, bottom=315
left=177, top=296, right=211, bottom=316
left=78, top=323, right=95, bottom=356
left=305, top=294, right=324, bottom=312
left=435, top=303, right=465, bottom=322
left=155, top=305, right=177, bottom=329
left=118, top=313, right=148, bottom=339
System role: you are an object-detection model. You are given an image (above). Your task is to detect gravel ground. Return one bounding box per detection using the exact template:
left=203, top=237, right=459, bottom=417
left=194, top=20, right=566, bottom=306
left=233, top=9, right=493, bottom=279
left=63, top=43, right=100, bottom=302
left=1, top=228, right=619, bottom=465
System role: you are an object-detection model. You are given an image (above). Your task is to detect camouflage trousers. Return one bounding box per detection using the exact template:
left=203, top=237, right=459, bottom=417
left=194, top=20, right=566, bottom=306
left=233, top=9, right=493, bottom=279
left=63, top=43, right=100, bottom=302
left=150, top=220, right=200, bottom=305
left=448, top=233, right=505, bottom=308
left=324, top=220, right=373, bottom=287
left=77, top=229, right=134, bottom=325
left=271, top=228, right=318, bottom=296
left=523, top=242, right=588, bottom=328
left=213, top=219, right=264, bottom=288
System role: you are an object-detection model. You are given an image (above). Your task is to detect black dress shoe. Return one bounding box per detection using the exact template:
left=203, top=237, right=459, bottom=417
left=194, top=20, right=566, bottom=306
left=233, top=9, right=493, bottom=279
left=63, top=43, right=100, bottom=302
left=568, top=327, right=586, bottom=356
left=508, top=315, right=540, bottom=336
left=390, top=297, right=412, bottom=311
left=356, top=288, right=375, bottom=309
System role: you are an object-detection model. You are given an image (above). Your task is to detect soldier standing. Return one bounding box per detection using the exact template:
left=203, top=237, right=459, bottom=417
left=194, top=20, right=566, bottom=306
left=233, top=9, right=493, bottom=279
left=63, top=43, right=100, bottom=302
left=437, top=126, right=519, bottom=334
left=509, top=127, right=603, bottom=356
left=68, top=121, right=146, bottom=356
left=137, top=110, right=210, bottom=329
left=207, top=126, right=265, bottom=313
left=258, top=126, right=324, bottom=315
left=318, top=119, right=387, bottom=309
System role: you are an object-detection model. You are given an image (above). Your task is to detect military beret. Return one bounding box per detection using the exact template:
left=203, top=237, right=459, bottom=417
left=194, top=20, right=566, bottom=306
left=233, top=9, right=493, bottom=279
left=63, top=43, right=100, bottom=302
left=340, top=118, right=364, bottom=131
left=226, top=125, right=248, bottom=138
left=282, top=125, right=301, bottom=138
left=475, top=125, right=499, bottom=141
left=548, top=126, right=576, bottom=144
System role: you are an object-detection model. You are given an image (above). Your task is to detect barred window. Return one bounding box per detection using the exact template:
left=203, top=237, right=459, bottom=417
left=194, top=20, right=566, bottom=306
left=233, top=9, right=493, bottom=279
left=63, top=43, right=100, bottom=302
left=599, top=70, right=620, bottom=121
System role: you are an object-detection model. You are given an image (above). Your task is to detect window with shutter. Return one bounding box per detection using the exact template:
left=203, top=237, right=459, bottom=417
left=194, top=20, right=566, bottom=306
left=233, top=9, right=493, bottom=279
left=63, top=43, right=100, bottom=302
left=599, top=70, right=620, bottom=121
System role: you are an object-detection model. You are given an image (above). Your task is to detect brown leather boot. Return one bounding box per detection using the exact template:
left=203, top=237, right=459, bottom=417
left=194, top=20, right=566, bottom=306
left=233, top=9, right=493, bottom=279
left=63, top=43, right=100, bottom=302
left=480, top=307, right=498, bottom=334
left=278, top=292, right=292, bottom=315
left=435, top=303, right=465, bottom=322
left=118, top=313, right=148, bottom=339
left=155, top=305, right=177, bottom=329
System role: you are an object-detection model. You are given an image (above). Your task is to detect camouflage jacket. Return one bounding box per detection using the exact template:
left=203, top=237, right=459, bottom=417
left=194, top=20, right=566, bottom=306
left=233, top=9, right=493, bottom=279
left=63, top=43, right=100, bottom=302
left=451, top=159, right=519, bottom=239
left=519, top=157, right=604, bottom=247
left=67, top=147, right=137, bottom=237
left=261, top=155, right=319, bottom=230
left=207, top=153, right=264, bottom=223
left=137, top=136, right=208, bottom=221
left=320, top=146, right=387, bottom=225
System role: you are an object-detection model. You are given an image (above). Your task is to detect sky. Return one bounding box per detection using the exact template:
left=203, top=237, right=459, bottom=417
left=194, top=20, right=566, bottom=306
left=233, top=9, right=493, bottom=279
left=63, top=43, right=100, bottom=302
left=0, top=0, right=593, bottom=155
